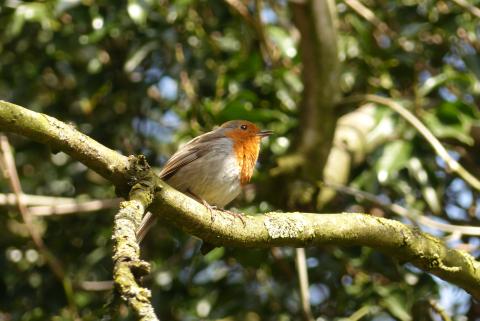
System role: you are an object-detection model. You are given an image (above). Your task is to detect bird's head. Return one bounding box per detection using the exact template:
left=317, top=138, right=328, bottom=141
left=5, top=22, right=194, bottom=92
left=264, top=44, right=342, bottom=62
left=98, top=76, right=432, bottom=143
left=220, top=120, right=272, bottom=185
left=220, top=120, right=273, bottom=142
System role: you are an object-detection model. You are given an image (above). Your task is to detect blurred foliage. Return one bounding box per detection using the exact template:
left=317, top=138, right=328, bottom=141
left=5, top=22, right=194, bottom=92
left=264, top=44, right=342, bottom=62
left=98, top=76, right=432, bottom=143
left=1, top=0, right=480, bottom=320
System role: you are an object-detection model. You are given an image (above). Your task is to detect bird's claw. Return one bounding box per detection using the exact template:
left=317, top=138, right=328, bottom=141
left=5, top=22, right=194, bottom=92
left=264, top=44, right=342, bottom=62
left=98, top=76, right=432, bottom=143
left=218, top=208, right=246, bottom=226
left=201, top=199, right=218, bottom=222
left=199, top=199, right=245, bottom=226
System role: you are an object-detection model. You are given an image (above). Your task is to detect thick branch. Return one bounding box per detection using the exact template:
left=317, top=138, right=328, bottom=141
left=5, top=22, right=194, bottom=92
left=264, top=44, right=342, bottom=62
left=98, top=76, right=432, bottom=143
left=151, top=183, right=480, bottom=299
left=1, top=102, right=480, bottom=300
left=0, top=100, right=129, bottom=187
left=291, top=0, right=340, bottom=178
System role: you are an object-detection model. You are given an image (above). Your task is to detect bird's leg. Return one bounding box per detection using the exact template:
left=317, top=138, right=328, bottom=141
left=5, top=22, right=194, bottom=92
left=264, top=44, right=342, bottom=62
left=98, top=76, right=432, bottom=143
left=186, top=189, right=245, bottom=226
left=186, top=189, right=217, bottom=222
left=201, top=198, right=218, bottom=222
left=218, top=208, right=246, bottom=226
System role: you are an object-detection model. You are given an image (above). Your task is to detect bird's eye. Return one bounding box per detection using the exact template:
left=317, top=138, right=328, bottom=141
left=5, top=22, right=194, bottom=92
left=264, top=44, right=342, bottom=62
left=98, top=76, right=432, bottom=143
left=240, top=124, right=248, bottom=130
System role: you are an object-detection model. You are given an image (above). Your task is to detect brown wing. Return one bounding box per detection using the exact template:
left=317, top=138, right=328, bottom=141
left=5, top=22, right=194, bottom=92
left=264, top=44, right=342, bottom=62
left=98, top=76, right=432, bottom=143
left=137, top=128, right=225, bottom=243
left=159, top=128, right=224, bottom=180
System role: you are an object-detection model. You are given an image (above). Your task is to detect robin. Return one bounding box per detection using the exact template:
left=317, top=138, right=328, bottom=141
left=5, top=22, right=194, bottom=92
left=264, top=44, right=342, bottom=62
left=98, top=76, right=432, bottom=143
left=136, top=119, right=272, bottom=243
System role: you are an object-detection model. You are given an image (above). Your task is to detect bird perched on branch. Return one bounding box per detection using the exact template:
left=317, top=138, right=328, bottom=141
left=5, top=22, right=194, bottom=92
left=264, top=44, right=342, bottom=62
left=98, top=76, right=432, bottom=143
left=136, top=120, right=272, bottom=244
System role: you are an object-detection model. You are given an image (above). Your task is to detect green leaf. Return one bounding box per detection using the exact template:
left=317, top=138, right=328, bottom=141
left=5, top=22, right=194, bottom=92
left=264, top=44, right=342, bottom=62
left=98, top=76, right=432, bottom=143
left=422, top=101, right=479, bottom=145
left=375, top=140, right=413, bottom=184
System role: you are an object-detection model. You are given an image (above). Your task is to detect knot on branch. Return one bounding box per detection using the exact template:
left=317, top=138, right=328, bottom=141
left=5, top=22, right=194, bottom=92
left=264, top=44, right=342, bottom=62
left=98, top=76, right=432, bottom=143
left=120, top=259, right=151, bottom=278
left=116, top=155, right=161, bottom=199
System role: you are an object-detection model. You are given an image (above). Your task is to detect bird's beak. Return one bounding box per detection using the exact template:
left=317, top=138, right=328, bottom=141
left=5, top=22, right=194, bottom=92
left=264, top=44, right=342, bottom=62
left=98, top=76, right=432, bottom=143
left=257, top=130, right=273, bottom=137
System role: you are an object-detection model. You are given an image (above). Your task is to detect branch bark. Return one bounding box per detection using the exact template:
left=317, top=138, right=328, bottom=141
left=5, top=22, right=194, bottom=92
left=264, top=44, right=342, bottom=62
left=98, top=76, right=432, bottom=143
left=2, top=101, right=480, bottom=300
left=112, top=159, right=158, bottom=320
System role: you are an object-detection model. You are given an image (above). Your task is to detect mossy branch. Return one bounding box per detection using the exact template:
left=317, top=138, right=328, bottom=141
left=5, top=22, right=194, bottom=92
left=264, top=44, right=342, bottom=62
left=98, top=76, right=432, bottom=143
left=112, top=161, right=158, bottom=321
left=1, top=101, right=480, bottom=300
left=151, top=183, right=480, bottom=298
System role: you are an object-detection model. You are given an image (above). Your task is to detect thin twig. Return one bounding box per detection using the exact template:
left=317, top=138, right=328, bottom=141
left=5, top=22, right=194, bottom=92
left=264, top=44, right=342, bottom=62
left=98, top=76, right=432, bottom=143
left=339, top=305, right=379, bottom=321
left=0, top=193, right=83, bottom=206
left=450, top=0, right=480, bottom=19
left=0, top=193, right=121, bottom=215
left=223, top=0, right=281, bottom=65
left=78, top=280, right=114, bottom=291
left=0, top=135, right=78, bottom=316
left=344, top=0, right=394, bottom=36
left=175, top=43, right=198, bottom=104
left=428, top=299, right=452, bottom=321
left=29, top=198, right=121, bottom=216
left=295, top=248, right=314, bottom=321
left=364, top=94, right=480, bottom=192
left=323, top=182, right=480, bottom=236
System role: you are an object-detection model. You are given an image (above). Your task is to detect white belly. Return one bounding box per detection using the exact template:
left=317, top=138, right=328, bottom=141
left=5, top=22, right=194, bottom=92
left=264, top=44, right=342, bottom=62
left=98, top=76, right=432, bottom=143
left=165, top=139, right=242, bottom=207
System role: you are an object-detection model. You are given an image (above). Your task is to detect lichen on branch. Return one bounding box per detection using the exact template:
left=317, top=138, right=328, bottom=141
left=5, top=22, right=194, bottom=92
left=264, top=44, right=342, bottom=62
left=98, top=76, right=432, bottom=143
left=112, top=161, right=159, bottom=321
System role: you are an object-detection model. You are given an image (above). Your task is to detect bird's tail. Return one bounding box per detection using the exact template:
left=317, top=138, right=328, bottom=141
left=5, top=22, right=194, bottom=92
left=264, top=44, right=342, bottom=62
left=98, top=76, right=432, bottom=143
left=136, top=211, right=216, bottom=256
left=136, top=211, right=157, bottom=243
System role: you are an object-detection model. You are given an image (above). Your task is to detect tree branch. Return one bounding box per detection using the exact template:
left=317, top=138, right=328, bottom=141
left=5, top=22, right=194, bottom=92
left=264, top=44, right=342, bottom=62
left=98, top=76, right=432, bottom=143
left=290, top=0, right=340, bottom=178
left=0, top=100, right=129, bottom=188
left=150, top=183, right=480, bottom=299
left=324, top=182, right=480, bottom=236
left=0, top=135, right=77, bottom=314
left=1, top=102, right=480, bottom=300
left=112, top=160, right=158, bottom=321
left=0, top=193, right=121, bottom=216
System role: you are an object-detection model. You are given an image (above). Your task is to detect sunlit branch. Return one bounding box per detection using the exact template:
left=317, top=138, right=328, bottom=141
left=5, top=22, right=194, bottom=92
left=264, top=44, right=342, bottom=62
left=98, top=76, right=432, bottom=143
left=450, top=0, right=480, bottom=19
left=364, top=94, right=480, bottom=192
left=29, top=198, right=121, bottom=216
left=0, top=193, right=85, bottom=206
left=1, top=101, right=480, bottom=300
left=0, top=100, right=129, bottom=187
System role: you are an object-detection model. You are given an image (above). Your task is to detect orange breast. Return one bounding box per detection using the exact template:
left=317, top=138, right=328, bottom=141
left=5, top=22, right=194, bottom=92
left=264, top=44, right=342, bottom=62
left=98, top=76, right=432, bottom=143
left=226, top=132, right=261, bottom=185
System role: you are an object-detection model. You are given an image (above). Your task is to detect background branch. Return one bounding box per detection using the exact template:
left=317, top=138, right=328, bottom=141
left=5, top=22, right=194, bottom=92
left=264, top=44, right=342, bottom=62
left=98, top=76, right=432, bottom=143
left=0, top=193, right=121, bottom=216
left=290, top=0, right=340, bottom=179
left=324, top=182, right=480, bottom=236
left=0, top=135, right=78, bottom=315
left=364, top=94, right=480, bottom=191
left=288, top=2, right=341, bottom=319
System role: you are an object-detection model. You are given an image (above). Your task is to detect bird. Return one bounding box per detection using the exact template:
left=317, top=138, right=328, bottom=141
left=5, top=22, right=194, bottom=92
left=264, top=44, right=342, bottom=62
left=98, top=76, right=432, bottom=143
left=136, top=119, right=272, bottom=244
